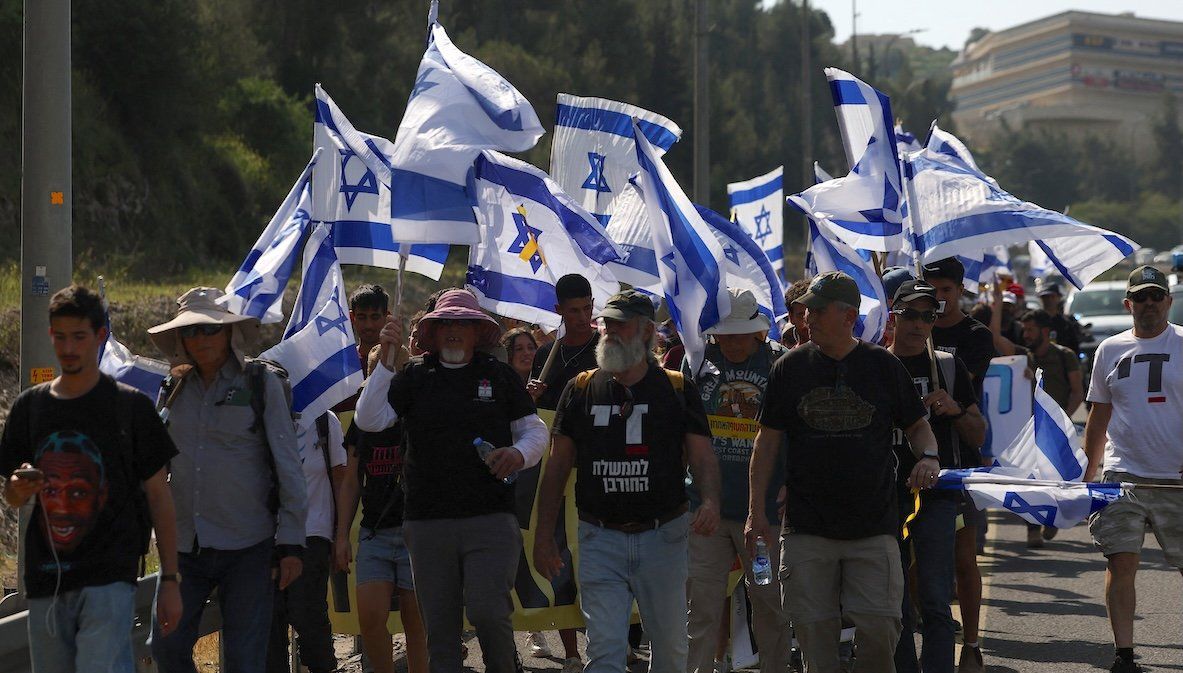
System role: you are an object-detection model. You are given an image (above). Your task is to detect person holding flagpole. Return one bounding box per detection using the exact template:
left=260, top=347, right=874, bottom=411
left=528, top=274, right=600, bottom=409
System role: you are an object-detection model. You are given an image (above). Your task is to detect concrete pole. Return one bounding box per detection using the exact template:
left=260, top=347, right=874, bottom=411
left=693, top=0, right=710, bottom=204
left=801, top=0, right=813, bottom=269
left=20, top=0, right=72, bottom=592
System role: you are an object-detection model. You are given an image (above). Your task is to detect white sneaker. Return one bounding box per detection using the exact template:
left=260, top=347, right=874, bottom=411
left=561, top=656, right=584, bottom=673
left=528, top=631, right=553, bottom=658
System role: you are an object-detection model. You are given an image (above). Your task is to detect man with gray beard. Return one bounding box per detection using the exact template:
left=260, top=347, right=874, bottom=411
left=535, top=290, right=721, bottom=673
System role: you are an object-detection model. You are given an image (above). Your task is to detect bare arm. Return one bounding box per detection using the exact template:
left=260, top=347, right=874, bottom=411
left=745, top=426, right=783, bottom=558
left=1083, top=401, right=1112, bottom=482
left=989, top=287, right=1017, bottom=356
left=144, top=467, right=182, bottom=636
left=1066, top=369, right=1084, bottom=418
left=333, top=452, right=361, bottom=572
left=533, top=434, right=576, bottom=580
left=685, top=433, right=720, bottom=536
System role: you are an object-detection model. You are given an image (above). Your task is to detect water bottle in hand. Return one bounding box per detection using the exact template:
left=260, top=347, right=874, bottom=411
left=474, top=437, right=517, bottom=484
left=752, top=538, right=772, bottom=586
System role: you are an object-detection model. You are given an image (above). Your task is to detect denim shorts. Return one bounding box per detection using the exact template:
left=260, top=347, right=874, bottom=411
left=356, top=526, right=415, bottom=590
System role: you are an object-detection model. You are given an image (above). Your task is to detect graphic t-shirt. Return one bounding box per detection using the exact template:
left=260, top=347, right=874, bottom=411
left=297, top=414, right=347, bottom=540
left=531, top=332, right=600, bottom=410
left=684, top=342, right=785, bottom=522
left=0, top=376, right=176, bottom=598
left=554, top=364, right=711, bottom=523
left=1087, top=325, right=1183, bottom=479
left=389, top=353, right=537, bottom=520
left=932, top=315, right=997, bottom=398
left=344, top=421, right=406, bottom=530
left=757, top=341, right=926, bottom=540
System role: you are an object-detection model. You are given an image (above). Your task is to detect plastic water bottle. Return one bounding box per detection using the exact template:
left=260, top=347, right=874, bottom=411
left=474, top=437, right=517, bottom=484
left=752, top=538, right=772, bottom=586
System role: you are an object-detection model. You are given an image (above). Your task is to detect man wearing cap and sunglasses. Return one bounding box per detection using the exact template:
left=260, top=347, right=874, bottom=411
left=887, top=280, right=985, bottom=673
left=535, top=289, right=721, bottom=673
left=747, top=271, right=941, bottom=673
left=146, top=287, right=308, bottom=673
left=1084, top=266, right=1183, bottom=673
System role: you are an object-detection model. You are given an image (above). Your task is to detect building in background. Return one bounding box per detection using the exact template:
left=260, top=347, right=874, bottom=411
left=951, top=11, right=1183, bottom=151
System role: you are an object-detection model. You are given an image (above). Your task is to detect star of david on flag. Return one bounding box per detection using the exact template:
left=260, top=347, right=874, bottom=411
left=508, top=205, right=546, bottom=273
left=728, top=167, right=784, bottom=278
left=582, top=152, right=611, bottom=194
left=338, top=149, right=380, bottom=211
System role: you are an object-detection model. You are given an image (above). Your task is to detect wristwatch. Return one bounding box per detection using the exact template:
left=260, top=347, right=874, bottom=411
left=922, top=450, right=939, bottom=460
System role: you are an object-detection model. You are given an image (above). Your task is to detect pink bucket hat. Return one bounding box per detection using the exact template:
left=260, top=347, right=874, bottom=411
left=416, top=290, right=502, bottom=351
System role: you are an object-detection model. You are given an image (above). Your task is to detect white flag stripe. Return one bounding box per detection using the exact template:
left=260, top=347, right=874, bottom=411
left=728, top=166, right=785, bottom=278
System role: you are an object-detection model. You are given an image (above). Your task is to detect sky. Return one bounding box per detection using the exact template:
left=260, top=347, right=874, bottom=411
left=801, top=0, right=1183, bottom=51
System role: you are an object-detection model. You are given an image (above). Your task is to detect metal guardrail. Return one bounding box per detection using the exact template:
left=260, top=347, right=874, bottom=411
left=0, top=574, right=223, bottom=673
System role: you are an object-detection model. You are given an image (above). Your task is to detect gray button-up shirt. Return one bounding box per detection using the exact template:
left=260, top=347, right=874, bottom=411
left=167, top=360, right=307, bottom=552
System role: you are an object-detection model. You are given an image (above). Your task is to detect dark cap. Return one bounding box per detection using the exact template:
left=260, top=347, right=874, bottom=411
left=1127, top=265, right=1169, bottom=294
left=800, top=271, right=861, bottom=310
left=892, top=280, right=939, bottom=307
left=1037, top=282, right=1063, bottom=297
left=596, top=289, right=656, bottom=322
left=881, top=267, right=916, bottom=303
left=921, top=257, right=965, bottom=285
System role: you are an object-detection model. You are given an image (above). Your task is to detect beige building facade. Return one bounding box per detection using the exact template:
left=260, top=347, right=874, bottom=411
left=950, top=11, right=1183, bottom=152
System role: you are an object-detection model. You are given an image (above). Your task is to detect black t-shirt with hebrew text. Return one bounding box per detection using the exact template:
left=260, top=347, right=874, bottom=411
left=345, top=421, right=405, bottom=530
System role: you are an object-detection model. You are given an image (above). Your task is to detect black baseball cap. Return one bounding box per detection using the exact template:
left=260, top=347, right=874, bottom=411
left=596, top=289, right=656, bottom=321
left=800, top=272, right=861, bottom=309
left=921, top=257, right=965, bottom=285
left=892, top=280, right=939, bottom=307
left=1127, top=265, right=1169, bottom=295
left=1037, top=282, right=1064, bottom=297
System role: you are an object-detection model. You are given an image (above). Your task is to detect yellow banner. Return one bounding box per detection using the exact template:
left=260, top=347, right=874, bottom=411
left=707, top=414, right=759, bottom=441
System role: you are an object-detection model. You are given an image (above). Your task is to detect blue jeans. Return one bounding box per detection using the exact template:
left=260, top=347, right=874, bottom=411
left=28, top=581, right=137, bottom=673
left=577, top=513, right=690, bottom=673
left=151, top=539, right=275, bottom=673
left=895, top=495, right=957, bottom=673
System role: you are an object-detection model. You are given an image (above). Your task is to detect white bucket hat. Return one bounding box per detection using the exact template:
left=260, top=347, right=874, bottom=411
left=706, top=288, right=771, bottom=335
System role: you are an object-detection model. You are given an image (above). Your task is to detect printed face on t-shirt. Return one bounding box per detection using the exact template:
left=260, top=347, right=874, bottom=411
left=35, top=433, right=108, bottom=554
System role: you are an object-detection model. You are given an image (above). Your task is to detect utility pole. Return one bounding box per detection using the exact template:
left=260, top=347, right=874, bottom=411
left=694, top=0, right=710, bottom=204
left=20, top=0, right=73, bottom=592
left=801, top=0, right=813, bottom=265
left=850, top=0, right=859, bottom=74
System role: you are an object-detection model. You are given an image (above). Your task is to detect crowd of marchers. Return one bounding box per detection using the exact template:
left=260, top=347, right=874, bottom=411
left=3, top=258, right=1179, bottom=673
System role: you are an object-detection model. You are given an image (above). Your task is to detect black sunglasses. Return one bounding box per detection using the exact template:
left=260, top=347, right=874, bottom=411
left=179, top=324, right=225, bottom=338
left=614, top=381, right=635, bottom=420
left=1129, top=289, right=1167, bottom=303
left=890, top=307, right=938, bottom=324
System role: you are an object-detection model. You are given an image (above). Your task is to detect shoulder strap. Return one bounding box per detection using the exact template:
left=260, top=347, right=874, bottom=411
left=246, top=361, right=268, bottom=434
left=575, top=368, right=599, bottom=391
left=934, top=350, right=956, bottom=400
left=663, top=369, right=685, bottom=394
left=316, top=412, right=338, bottom=533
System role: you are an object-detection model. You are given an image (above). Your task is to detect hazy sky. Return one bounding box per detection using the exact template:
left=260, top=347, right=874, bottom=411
left=801, top=0, right=1183, bottom=51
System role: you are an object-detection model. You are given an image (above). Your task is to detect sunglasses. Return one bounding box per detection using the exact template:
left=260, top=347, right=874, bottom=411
left=1129, top=289, right=1167, bottom=303
left=614, top=381, right=635, bottom=420
left=179, top=324, right=225, bottom=338
left=890, top=307, right=938, bottom=324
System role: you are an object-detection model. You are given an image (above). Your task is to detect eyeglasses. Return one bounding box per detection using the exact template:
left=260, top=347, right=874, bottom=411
left=1129, top=289, right=1167, bottom=303
left=890, top=307, right=938, bottom=324
left=179, top=324, right=225, bottom=338
left=614, top=381, right=635, bottom=420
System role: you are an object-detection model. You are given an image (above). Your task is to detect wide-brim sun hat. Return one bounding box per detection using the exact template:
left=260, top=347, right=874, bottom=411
left=416, top=289, right=502, bottom=351
left=148, top=287, right=260, bottom=366
left=706, top=288, right=771, bottom=335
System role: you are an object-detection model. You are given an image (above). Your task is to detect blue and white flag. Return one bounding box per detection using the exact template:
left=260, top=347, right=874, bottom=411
left=265, top=223, right=364, bottom=429
left=696, top=204, right=786, bottom=341
left=632, top=121, right=730, bottom=375
left=99, top=334, right=169, bottom=399
left=895, top=123, right=922, bottom=156
left=1029, top=240, right=1054, bottom=279
left=956, top=246, right=1011, bottom=295
left=936, top=467, right=1121, bottom=529
left=466, top=151, right=622, bottom=331
left=905, top=125, right=1135, bottom=263
left=727, top=166, right=785, bottom=278
left=1029, top=235, right=1137, bottom=290
left=221, top=154, right=318, bottom=323
left=314, top=85, right=461, bottom=273
left=550, top=94, right=682, bottom=226
left=603, top=184, right=663, bottom=294
left=806, top=220, right=888, bottom=344
left=995, top=369, right=1088, bottom=481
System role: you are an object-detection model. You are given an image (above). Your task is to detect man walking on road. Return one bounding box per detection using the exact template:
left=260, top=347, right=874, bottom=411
left=1084, top=265, right=1183, bottom=673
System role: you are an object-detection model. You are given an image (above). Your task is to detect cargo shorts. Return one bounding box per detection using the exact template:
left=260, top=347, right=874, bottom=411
left=1089, top=471, right=1183, bottom=568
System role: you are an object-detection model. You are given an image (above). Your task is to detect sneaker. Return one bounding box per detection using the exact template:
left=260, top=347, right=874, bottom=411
left=1042, top=526, right=1058, bottom=541
left=713, top=657, right=732, bottom=673
left=958, top=645, right=984, bottom=673
left=561, top=656, right=584, bottom=673
left=1026, top=526, right=1045, bottom=549
left=1110, top=656, right=1146, bottom=673
left=527, top=632, right=553, bottom=658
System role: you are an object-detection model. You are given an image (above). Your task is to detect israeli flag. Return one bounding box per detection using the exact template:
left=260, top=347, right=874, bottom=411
left=727, top=166, right=784, bottom=278
left=956, top=246, right=1011, bottom=295
left=632, top=120, right=730, bottom=374
left=1029, top=235, right=1137, bottom=290
left=265, top=223, right=364, bottom=429
left=314, top=85, right=460, bottom=273
left=806, top=220, right=888, bottom=344
left=936, top=467, right=1122, bottom=529
left=466, top=151, right=622, bottom=331
left=550, top=94, right=682, bottom=226
left=99, top=333, right=169, bottom=399
left=995, top=369, right=1088, bottom=481
left=696, top=204, right=786, bottom=341
left=603, top=184, right=663, bottom=294
left=895, top=123, right=922, bottom=155
left=285, top=223, right=340, bottom=339
left=1029, top=240, right=1054, bottom=278
left=221, top=154, right=318, bottom=323
left=905, top=125, right=1135, bottom=263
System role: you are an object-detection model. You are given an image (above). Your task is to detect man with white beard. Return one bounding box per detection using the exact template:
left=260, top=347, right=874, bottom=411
left=535, top=289, right=721, bottom=673
left=355, top=289, right=549, bottom=673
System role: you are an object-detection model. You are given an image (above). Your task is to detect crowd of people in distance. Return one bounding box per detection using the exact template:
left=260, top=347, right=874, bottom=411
left=3, top=258, right=1180, bottom=673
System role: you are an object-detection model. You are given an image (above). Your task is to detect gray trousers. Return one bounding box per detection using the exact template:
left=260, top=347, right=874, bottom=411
left=403, top=512, right=523, bottom=673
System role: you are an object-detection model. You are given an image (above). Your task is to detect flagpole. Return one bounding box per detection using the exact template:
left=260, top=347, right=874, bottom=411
left=386, top=249, right=408, bottom=369
left=903, top=145, right=941, bottom=386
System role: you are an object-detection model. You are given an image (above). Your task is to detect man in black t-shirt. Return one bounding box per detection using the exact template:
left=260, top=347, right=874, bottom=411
left=921, top=258, right=997, bottom=673
left=355, top=289, right=549, bottom=673
left=747, top=272, right=940, bottom=673
left=1, top=285, right=181, bottom=673
left=1038, top=282, right=1083, bottom=354
left=535, top=289, right=721, bottom=673
left=528, top=274, right=600, bottom=410
left=887, top=281, right=986, bottom=673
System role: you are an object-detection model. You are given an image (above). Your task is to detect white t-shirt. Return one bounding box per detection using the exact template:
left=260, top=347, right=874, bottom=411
left=1088, top=324, right=1183, bottom=479
left=296, top=413, right=347, bottom=540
